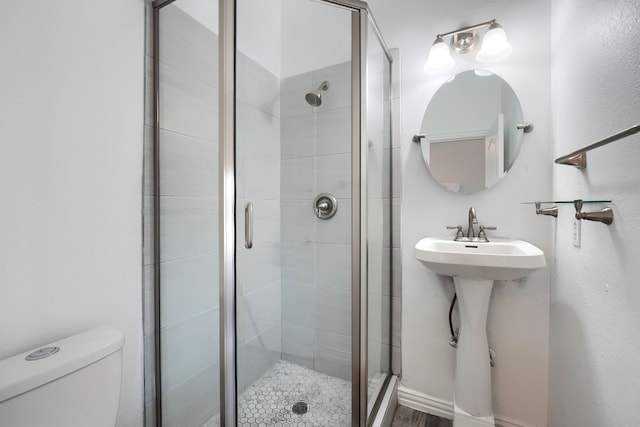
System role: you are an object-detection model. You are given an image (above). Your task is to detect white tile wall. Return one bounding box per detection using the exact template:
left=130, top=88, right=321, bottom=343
left=315, top=329, right=352, bottom=381
left=236, top=102, right=281, bottom=159
left=281, top=157, right=315, bottom=200
left=316, top=153, right=352, bottom=199
left=315, top=199, right=351, bottom=245
left=144, top=5, right=222, bottom=425
left=158, top=5, right=218, bottom=88
left=158, top=61, right=218, bottom=141
left=237, top=326, right=282, bottom=392
left=316, top=286, right=351, bottom=336
left=281, top=72, right=313, bottom=118
left=311, top=61, right=352, bottom=112
left=235, top=22, right=283, bottom=398
left=367, top=148, right=392, bottom=199
left=161, top=308, right=219, bottom=394
left=281, top=323, right=315, bottom=368
left=238, top=281, right=282, bottom=343
left=236, top=243, right=281, bottom=295
left=159, top=129, right=218, bottom=197
left=162, top=363, right=220, bottom=427
left=281, top=200, right=317, bottom=242
left=160, top=14, right=218, bottom=88
left=236, top=52, right=281, bottom=117
left=280, top=57, right=395, bottom=383
left=281, top=241, right=315, bottom=285
left=368, top=246, right=391, bottom=296
left=315, top=243, right=351, bottom=290
left=159, top=196, right=217, bottom=262
left=159, top=254, right=218, bottom=327
left=242, top=151, right=281, bottom=200
left=315, top=107, right=352, bottom=156
left=281, top=114, right=315, bottom=158
left=390, top=48, right=402, bottom=375
left=282, top=282, right=316, bottom=328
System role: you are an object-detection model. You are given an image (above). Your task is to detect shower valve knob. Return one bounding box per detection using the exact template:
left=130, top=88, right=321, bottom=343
left=313, top=193, right=338, bottom=220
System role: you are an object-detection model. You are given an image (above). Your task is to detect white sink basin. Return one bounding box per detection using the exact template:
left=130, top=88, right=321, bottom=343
left=414, top=237, right=546, bottom=280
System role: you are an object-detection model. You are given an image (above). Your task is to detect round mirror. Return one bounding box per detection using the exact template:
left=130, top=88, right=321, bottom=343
left=420, top=70, right=525, bottom=193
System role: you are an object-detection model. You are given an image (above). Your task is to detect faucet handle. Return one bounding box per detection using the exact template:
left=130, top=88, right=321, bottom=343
left=446, top=225, right=464, bottom=239
left=477, top=226, right=497, bottom=240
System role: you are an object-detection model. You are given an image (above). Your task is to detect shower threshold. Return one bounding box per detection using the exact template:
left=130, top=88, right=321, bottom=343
left=203, top=359, right=351, bottom=427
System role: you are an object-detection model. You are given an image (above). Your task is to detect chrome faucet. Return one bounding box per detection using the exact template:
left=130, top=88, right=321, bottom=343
left=467, top=207, right=478, bottom=238
left=447, top=207, right=497, bottom=242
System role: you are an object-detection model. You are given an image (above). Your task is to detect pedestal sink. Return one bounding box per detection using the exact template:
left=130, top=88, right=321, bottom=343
left=414, top=237, right=545, bottom=427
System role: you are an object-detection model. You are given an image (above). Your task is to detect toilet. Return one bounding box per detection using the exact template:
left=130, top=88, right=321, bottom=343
left=0, top=326, right=124, bottom=427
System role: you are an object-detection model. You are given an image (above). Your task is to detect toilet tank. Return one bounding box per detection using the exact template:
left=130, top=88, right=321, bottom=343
left=0, top=326, right=125, bottom=427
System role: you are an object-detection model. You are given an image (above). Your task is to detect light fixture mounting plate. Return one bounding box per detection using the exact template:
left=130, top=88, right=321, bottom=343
left=451, top=31, right=478, bottom=53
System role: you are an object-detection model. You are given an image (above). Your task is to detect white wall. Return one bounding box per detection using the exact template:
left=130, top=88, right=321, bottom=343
left=0, top=1, right=145, bottom=426
left=280, top=0, right=351, bottom=78
left=548, top=0, right=640, bottom=425
left=367, top=0, right=553, bottom=425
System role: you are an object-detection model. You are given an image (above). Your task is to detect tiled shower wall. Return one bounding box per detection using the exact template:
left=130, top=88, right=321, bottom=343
left=144, top=5, right=220, bottom=427
left=280, top=61, right=354, bottom=380
left=235, top=50, right=283, bottom=393
left=390, top=48, right=402, bottom=376
left=366, top=41, right=392, bottom=386
left=279, top=50, right=402, bottom=380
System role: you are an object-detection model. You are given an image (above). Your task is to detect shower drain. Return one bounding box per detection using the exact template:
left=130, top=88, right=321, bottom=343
left=291, top=401, right=309, bottom=415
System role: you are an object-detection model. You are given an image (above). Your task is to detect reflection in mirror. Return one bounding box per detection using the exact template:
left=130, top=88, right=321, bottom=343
left=420, top=70, right=524, bottom=193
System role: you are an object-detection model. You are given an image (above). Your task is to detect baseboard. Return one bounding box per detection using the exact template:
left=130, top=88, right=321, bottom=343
left=397, top=385, right=536, bottom=427
left=397, top=385, right=453, bottom=421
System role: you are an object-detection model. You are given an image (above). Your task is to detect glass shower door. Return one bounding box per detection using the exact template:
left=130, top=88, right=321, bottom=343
left=366, top=19, right=393, bottom=416
left=235, top=0, right=354, bottom=424
left=157, top=1, right=220, bottom=425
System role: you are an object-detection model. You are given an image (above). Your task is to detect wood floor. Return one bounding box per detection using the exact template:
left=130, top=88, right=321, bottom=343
left=391, top=405, right=453, bottom=427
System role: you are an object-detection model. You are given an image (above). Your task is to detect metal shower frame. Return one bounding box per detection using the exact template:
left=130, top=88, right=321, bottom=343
left=151, top=0, right=393, bottom=425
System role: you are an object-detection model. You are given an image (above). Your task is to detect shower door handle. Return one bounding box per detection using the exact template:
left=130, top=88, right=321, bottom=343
left=244, top=202, right=253, bottom=249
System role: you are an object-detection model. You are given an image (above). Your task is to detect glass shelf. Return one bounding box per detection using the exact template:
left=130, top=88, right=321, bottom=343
left=522, top=200, right=612, bottom=205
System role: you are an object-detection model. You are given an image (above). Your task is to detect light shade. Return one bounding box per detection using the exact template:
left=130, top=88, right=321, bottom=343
left=424, top=37, right=454, bottom=73
left=476, top=23, right=512, bottom=63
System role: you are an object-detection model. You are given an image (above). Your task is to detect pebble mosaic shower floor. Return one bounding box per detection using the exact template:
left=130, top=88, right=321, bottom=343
left=202, top=359, right=351, bottom=427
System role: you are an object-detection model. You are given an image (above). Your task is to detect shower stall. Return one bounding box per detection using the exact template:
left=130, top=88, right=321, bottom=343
left=148, top=0, right=393, bottom=425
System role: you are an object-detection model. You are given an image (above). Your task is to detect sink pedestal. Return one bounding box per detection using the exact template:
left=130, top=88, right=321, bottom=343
left=453, top=277, right=495, bottom=427
left=414, top=236, right=546, bottom=427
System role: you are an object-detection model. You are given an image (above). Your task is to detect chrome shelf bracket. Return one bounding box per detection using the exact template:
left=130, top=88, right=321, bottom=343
left=535, top=202, right=558, bottom=218
left=574, top=199, right=613, bottom=225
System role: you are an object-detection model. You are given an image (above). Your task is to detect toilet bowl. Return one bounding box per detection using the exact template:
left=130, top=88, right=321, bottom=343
left=0, top=326, right=125, bottom=427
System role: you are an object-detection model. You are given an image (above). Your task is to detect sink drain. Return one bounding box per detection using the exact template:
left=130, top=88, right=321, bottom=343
left=291, top=401, right=308, bottom=415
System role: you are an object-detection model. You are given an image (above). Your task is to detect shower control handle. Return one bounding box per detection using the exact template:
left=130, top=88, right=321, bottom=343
left=317, top=201, right=330, bottom=211
left=245, top=202, right=253, bottom=249
left=313, top=193, right=338, bottom=220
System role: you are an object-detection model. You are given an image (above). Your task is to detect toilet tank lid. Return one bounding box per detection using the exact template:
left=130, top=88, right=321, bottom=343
left=0, top=326, right=124, bottom=403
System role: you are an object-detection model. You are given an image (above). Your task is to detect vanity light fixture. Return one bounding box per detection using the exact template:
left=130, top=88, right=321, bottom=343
left=424, top=19, right=512, bottom=73
left=424, top=36, right=455, bottom=73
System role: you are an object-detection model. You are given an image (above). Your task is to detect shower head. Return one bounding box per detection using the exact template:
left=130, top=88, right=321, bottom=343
left=305, top=81, right=330, bottom=106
